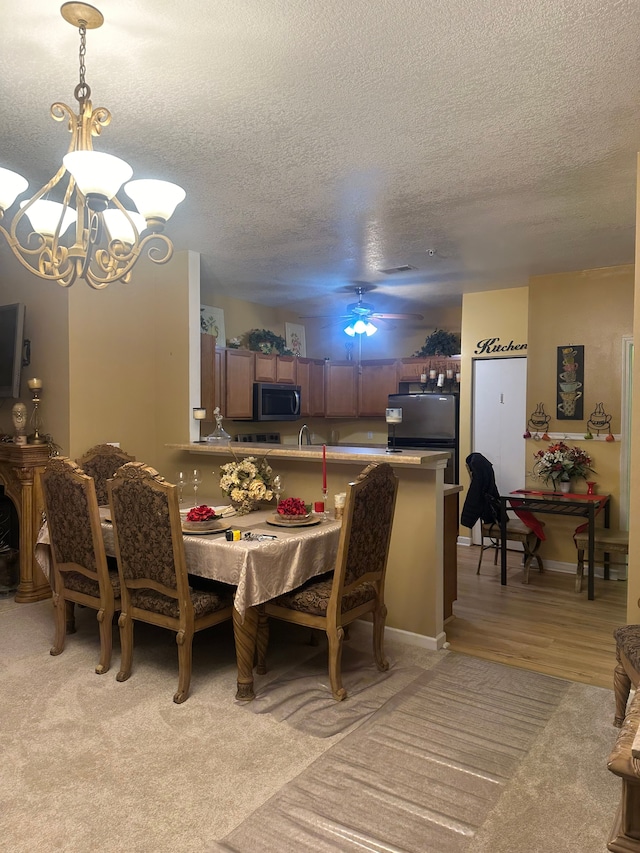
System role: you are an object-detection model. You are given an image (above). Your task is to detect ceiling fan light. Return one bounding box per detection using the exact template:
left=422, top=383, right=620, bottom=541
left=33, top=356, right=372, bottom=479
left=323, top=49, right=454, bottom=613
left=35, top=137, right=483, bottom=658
left=102, top=208, right=146, bottom=244
left=364, top=321, right=378, bottom=336
left=352, top=319, right=369, bottom=335
left=20, top=199, right=76, bottom=237
left=344, top=324, right=356, bottom=337
left=124, top=179, right=186, bottom=222
left=63, top=151, right=133, bottom=200
left=0, top=167, right=28, bottom=212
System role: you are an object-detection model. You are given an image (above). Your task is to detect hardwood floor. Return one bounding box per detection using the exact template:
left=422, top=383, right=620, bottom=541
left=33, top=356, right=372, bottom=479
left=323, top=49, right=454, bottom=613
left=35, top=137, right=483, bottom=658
left=444, top=543, right=627, bottom=689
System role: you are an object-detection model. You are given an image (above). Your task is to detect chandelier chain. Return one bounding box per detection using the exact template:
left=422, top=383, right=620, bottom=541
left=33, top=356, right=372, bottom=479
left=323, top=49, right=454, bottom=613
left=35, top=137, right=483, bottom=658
left=76, top=22, right=90, bottom=102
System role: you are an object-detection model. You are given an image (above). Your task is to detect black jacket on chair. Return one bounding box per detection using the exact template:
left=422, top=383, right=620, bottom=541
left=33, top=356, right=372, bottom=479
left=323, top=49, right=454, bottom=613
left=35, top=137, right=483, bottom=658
left=460, top=453, right=500, bottom=529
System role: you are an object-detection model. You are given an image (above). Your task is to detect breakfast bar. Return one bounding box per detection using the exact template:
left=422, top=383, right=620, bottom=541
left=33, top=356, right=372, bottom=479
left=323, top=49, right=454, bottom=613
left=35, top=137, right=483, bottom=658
left=167, top=443, right=451, bottom=647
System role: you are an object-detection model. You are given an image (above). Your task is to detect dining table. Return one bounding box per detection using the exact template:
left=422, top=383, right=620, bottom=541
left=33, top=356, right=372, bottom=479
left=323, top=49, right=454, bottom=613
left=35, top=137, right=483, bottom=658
left=499, top=489, right=610, bottom=600
left=35, top=507, right=343, bottom=700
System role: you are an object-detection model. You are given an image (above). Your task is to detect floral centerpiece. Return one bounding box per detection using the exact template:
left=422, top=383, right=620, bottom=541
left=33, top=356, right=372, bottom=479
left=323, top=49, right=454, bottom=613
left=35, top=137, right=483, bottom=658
left=219, top=454, right=274, bottom=514
left=532, top=441, right=594, bottom=489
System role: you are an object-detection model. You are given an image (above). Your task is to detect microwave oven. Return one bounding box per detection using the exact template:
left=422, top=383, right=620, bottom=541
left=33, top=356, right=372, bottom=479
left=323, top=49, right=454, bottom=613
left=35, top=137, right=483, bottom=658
left=253, top=383, right=301, bottom=421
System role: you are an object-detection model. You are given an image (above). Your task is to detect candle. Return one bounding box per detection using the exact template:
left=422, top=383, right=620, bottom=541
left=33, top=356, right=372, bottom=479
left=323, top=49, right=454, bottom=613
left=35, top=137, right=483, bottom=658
left=429, top=369, right=437, bottom=379
left=193, top=408, right=206, bottom=420
left=455, top=372, right=461, bottom=383
left=385, top=407, right=403, bottom=424
left=437, top=373, right=445, bottom=387
left=420, top=373, right=427, bottom=384
left=27, top=378, right=42, bottom=391
left=446, top=369, right=453, bottom=379
left=322, top=444, right=327, bottom=490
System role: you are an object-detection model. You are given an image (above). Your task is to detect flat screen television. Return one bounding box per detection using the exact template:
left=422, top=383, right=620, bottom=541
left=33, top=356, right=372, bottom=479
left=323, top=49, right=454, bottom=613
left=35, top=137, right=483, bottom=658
left=0, top=303, right=26, bottom=398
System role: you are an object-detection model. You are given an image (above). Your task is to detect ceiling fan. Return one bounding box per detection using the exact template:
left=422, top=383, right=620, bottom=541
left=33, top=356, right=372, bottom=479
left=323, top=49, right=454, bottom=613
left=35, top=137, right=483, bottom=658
left=300, top=285, right=424, bottom=335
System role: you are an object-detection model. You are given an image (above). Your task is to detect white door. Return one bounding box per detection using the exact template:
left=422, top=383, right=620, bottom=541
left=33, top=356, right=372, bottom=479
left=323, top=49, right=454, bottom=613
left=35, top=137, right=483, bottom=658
left=472, top=357, right=528, bottom=543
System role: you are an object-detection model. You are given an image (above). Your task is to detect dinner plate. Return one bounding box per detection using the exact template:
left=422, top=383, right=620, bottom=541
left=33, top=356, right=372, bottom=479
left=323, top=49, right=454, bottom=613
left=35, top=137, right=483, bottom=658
left=266, top=515, right=322, bottom=528
left=182, top=526, right=231, bottom=536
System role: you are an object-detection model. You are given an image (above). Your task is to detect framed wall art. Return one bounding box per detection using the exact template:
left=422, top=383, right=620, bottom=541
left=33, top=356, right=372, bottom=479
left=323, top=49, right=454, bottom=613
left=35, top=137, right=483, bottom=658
left=556, top=344, right=584, bottom=420
left=200, top=305, right=226, bottom=344
left=285, top=322, right=306, bottom=357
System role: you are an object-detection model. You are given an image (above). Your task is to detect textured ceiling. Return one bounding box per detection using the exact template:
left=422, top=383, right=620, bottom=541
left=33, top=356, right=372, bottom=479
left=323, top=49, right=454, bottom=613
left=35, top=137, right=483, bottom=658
left=1, top=0, right=639, bottom=319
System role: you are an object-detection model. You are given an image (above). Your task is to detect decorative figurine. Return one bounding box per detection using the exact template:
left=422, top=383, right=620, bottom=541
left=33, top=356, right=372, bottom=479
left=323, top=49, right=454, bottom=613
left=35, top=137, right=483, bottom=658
left=11, top=402, right=28, bottom=445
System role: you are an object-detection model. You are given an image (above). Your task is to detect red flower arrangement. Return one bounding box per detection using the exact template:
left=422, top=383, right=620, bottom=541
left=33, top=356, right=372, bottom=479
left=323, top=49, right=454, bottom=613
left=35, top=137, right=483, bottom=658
left=186, top=505, right=220, bottom=522
left=277, top=497, right=309, bottom=517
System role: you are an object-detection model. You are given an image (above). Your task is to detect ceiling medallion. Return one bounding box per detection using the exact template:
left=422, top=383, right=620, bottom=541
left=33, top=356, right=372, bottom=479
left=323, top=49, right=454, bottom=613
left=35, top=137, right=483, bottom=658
left=0, top=3, right=186, bottom=289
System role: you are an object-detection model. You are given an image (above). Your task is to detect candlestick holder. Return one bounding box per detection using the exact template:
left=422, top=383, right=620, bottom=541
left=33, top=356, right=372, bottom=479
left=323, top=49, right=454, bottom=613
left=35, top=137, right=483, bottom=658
left=27, top=378, right=46, bottom=445
left=315, top=488, right=329, bottom=520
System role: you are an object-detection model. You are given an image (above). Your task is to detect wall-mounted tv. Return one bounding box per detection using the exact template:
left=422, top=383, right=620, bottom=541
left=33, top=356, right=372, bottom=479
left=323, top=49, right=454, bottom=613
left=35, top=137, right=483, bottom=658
left=0, top=303, right=26, bottom=398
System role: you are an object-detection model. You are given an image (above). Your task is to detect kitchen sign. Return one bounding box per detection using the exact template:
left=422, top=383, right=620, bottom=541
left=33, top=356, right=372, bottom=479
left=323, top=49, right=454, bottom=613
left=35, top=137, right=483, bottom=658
left=474, top=337, right=527, bottom=355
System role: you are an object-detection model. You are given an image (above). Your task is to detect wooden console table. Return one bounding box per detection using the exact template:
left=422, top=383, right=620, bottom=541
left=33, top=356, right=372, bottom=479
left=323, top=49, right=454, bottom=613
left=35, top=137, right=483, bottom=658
left=0, top=442, right=51, bottom=602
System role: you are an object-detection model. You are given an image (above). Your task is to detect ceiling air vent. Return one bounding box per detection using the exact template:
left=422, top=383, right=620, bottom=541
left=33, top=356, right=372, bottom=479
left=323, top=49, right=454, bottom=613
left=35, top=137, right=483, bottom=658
left=378, top=265, right=417, bottom=274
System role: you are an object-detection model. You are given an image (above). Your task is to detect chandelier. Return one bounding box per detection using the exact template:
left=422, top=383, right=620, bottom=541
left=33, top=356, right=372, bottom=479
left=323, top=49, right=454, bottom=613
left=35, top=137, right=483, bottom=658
left=0, top=3, right=186, bottom=290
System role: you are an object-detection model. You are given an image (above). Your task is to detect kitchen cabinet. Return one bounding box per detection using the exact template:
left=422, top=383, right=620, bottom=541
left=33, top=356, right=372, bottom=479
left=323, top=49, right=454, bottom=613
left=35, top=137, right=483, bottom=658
left=253, top=353, right=297, bottom=384
left=324, top=361, right=358, bottom=417
left=297, top=358, right=325, bottom=416
left=200, top=334, right=224, bottom=422
left=225, top=348, right=254, bottom=419
left=358, top=359, right=399, bottom=417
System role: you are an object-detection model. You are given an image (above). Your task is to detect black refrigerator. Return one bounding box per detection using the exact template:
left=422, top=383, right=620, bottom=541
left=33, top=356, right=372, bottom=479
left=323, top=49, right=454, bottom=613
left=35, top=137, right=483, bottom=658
left=387, top=393, right=459, bottom=483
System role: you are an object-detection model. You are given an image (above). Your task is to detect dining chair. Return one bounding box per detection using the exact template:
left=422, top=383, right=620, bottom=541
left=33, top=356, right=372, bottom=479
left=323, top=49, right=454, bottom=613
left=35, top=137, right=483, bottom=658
left=41, top=456, right=121, bottom=674
left=461, top=452, right=545, bottom=583
left=76, top=443, right=135, bottom=506
left=256, top=461, right=399, bottom=701
left=574, top=528, right=628, bottom=593
left=107, top=462, right=234, bottom=703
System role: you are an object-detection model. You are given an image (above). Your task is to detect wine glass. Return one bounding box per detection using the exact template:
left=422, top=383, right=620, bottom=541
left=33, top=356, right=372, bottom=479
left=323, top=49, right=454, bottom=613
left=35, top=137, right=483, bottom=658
left=176, top=471, right=186, bottom=504
left=190, top=469, right=202, bottom=506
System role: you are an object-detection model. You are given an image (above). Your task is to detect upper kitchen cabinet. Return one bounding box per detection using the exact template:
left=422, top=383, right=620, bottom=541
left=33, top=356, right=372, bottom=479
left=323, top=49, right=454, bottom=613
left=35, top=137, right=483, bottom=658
left=324, top=361, right=358, bottom=417
left=397, top=358, right=428, bottom=381
left=297, top=357, right=325, bottom=417
left=358, top=359, right=399, bottom=417
left=225, top=348, right=255, bottom=419
left=254, top=352, right=297, bottom=384
left=200, top=334, right=224, bottom=418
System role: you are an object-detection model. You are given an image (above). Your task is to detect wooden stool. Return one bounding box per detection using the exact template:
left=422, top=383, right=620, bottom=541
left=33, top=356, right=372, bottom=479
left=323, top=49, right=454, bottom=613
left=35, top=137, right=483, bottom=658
left=575, top=529, right=629, bottom=594
left=477, top=519, right=545, bottom=584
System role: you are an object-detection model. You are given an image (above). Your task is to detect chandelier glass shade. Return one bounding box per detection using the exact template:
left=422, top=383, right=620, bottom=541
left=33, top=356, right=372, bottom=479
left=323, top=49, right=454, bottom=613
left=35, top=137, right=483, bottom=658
left=0, top=3, right=186, bottom=290
left=344, top=319, right=378, bottom=337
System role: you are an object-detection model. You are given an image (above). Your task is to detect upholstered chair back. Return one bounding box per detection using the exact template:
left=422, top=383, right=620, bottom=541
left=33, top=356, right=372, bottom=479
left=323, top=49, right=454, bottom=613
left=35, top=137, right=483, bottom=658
left=340, top=462, right=398, bottom=590
left=76, top=443, right=135, bottom=506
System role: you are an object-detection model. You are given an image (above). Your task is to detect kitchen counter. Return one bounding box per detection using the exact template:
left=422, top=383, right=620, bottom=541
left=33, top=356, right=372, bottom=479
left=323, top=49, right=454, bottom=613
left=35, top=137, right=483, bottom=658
left=166, top=441, right=450, bottom=469
left=168, top=441, right=453, bottom=647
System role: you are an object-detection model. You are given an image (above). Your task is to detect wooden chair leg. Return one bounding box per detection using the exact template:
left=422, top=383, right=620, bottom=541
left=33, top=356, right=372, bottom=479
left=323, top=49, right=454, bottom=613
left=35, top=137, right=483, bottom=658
left=326, top=624, right=346, bottom=701
left=174, top=627, right=194, bottom=704
left=614, top=659, right=632, bottom=727
left=65, top=599, right=77, bottom=635
left=476, top=538, right=485, bottom=574
left=116, top=612, right=134, bottom=683
left=372, top=601, right=389, bottom=673
left=95, top=604, right=114, bottom=675
left=576, top=548, right=585, bottom=593
left=50, top=591, right=66, bottom=656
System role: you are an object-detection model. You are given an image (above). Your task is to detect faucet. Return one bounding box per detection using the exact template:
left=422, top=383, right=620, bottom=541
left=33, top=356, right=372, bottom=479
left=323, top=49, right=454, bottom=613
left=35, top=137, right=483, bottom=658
left=298, top=424, right=311, bottom=446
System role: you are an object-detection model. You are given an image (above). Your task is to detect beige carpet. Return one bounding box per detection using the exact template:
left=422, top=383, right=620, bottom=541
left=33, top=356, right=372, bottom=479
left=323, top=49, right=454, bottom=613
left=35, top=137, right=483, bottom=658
left=0, top=596, right=621, bottom=852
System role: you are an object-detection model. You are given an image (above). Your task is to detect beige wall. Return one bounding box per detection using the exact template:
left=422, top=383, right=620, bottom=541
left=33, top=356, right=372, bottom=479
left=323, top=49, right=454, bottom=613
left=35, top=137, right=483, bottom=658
left=526, top=265, right=633, bottom=563
left=459, top=287, right=529, bottom=498
left=0, top=259, right=71, bottom=449
left=627, top=156, right=640, bottom=623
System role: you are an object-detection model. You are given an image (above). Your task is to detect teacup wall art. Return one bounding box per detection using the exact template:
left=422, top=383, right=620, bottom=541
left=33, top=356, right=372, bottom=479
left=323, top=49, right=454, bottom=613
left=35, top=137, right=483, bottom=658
left=556, top=344, right=584, bottom=420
